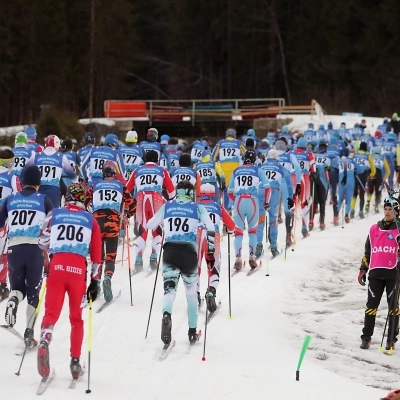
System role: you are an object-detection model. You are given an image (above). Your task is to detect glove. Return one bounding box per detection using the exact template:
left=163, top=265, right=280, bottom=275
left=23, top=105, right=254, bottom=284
left=341, top=176, right=347, bottom=186
left=220, top=180, right=226, bottom=192
left=227, top=229, right=235, bottom=235
left=287, top=197, right=294, bottom=209
left=310, top=172, right=317, bottom=182
left=43, top=250, right=50, bottom=276
left=156, top=225, right=163, bottom=236
left=87, top=279, right=101, bottom=302
left=263, top=202, right=270, bottom=211
left=207, top=231, right=215, bottom=254
left=295, top=184, right=301, bottom=197
left=358, top=270, right=367, bottom=286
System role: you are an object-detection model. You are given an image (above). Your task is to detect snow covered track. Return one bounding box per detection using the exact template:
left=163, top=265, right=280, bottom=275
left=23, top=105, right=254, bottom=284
left=0, top=204, right=391, bottom=398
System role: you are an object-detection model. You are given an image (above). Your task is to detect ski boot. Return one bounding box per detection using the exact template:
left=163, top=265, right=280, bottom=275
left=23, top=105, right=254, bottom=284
left=161, top=312, right=172, bottom=345
left=270, top=244, right=279, bottom=258
left=255, top=243, right=263, bottom=258
left=134, top=256, right=143, bottom=272
left=234, top=255, right=242, bottom=271
left=359, top=211, right=365, bottom=219
left=188, top=328, right=199, bottom=344
left=24, top=328, right=38, bottom=350
left=350, top=209, right=355, bottom=219
left=150, top=252, right=158, bottom=271
left=360, top=339, right=371, bottom=349
left=249, top=253, right=257, bottom=270
left=301, top=225, right=308, bottom=238
left=333, top=216, right=339, bottom=226
left=70, top=357, right=83, bottom=379
left=345, top=214, right=350, bottom=223
left=308, top=220, right=314, bottom=232
left=5, top=296, right=19, bottom=326
left=320, top=223, right=326, bottom=231
left=37, top=341, right=50, bottom=377
left=285, top=233, right=292, bottom=247
left=0, top=283, right=9, bottom=299
left=374, top=206, right=379, bottom=214
left=386, top=339, right=396, bottom=351
left=365, top=201, right=370, bottom=213
left=205, top=287, right=217, bottom=313
left=102, top=275, right=113, bottom=303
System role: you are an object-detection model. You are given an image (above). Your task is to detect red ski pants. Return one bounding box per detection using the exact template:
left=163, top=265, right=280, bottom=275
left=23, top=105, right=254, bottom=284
left=41, top=277, right=86, bottom=358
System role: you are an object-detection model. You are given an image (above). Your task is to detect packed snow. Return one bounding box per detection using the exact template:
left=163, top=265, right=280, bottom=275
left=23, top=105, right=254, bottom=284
left=0, top=200, right=396, bottom=400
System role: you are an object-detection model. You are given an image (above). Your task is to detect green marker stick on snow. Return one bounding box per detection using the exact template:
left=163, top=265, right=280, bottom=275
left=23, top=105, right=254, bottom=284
left=296, top=334, right=312, bottom=381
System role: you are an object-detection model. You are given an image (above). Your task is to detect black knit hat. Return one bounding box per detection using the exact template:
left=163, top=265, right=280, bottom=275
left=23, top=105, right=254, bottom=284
left=21, top=165, right=41, bottom=186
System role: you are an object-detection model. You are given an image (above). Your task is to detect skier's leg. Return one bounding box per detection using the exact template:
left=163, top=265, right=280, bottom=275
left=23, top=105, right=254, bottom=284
left=67, top=279, right=86, bottom=358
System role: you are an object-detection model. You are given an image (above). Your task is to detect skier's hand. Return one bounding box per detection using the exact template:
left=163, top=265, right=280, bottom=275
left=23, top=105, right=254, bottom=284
left=87, top=279, right=100, bottom=302
left=227, top=228, right=235, bottom=235
left=341, top=176, right=347, bottom=186
left=156, top=225, right=163, bottom=236
left=396, top=166, right=400, bottom=173
left=295, top=184, right=301, bottom=197
left=263, top=202, right=270, bottom=211
left=358, top=270, right=367, bottom=286
left=310, top=172, right=317, bottom=182
left=220, top=180, right=226, bottom=192
left=287, top=197, right=294, bottom=209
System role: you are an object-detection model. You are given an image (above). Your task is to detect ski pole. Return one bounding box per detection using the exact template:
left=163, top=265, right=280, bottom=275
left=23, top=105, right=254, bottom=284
left=16, top=279, right=47, bottom=376
left=145, top=236, right=164, bottom=339
left=291, top=197, right=298, bottom=252
left=86, top=296, right=93, bottom=394
left=227, top=232, right=232, bottom=320
left=355, top=174, right=367, bottom=193
left=126, top=219, right=133, bottom=306
left=265, top=213, right=270, bottom=276
left=202, top=273, right=211, bottom=361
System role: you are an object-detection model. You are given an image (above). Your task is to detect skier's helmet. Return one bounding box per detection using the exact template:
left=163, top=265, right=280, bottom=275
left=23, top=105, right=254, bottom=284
left=65, top=183, right=86, bottom=204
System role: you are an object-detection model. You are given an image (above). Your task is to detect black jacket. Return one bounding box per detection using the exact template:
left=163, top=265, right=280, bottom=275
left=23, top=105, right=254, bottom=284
left=360, top=219, right=399, bottom=280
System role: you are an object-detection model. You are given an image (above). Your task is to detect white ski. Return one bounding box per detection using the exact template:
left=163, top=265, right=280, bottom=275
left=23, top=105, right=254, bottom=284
left=0, top=324, right=24, bottom=341
left=159, top=340, right=176, bottom=361
left=36, top=369, right=56, bottom=395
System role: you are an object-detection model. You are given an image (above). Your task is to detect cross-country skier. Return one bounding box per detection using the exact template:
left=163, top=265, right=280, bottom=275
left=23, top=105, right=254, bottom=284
left=26, top=135, right=78, bottom=207
left=228, top=150, right=271, bottom=268
left=257, top=149, right=292, bottom=257
left=381, top=132, right=397, bottom=188
left=171, top=153, right=201, bottom=200
left=77, top=132, right=96, bottom=173
left=197, top=183, right=235, bottom=312
left=37, top=183, right=102, bottom=380
left=80, top=133, right=126, bottom=183
left=139, top=128, right=171, bottom=170
left=0, top=165, right=53, bottom=348
left=358, top=196, right=400, bottom=351
left=274, top=137, right=301, bottom=246
left=350, top=142, right=376, bottom=219
left=160, top=137, right=180, bottom=169
left=85, top=161, right=136, bottom=302
left=0, top=149, right=21, bottom=299
left=337, top=156, right=356, bottom=223
left=326, top=137, right=342, bottom=226
left=12, top=132, right=35, bottom=178
left=195, top=148, right=226, bottom=203
left=292, top=137, right=316, bottom=237
left=190, top=136, right=209, bottom=165
left=126, top=150, right=175, bottom=272
left=119, top=130, right=144, bottom=180
left=366, top=146, right=390, bottom=214
left=212, top=128, right=246, bottom=210
left=147, top=180, right=215, bottom=345
left=60, top=138, right=81, bottom=198
left=25, top=126, right=44, bottom=153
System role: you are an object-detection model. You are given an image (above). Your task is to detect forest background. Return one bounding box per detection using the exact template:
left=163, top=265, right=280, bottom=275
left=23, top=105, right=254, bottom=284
left=1, top=0, right=399, bottom=129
